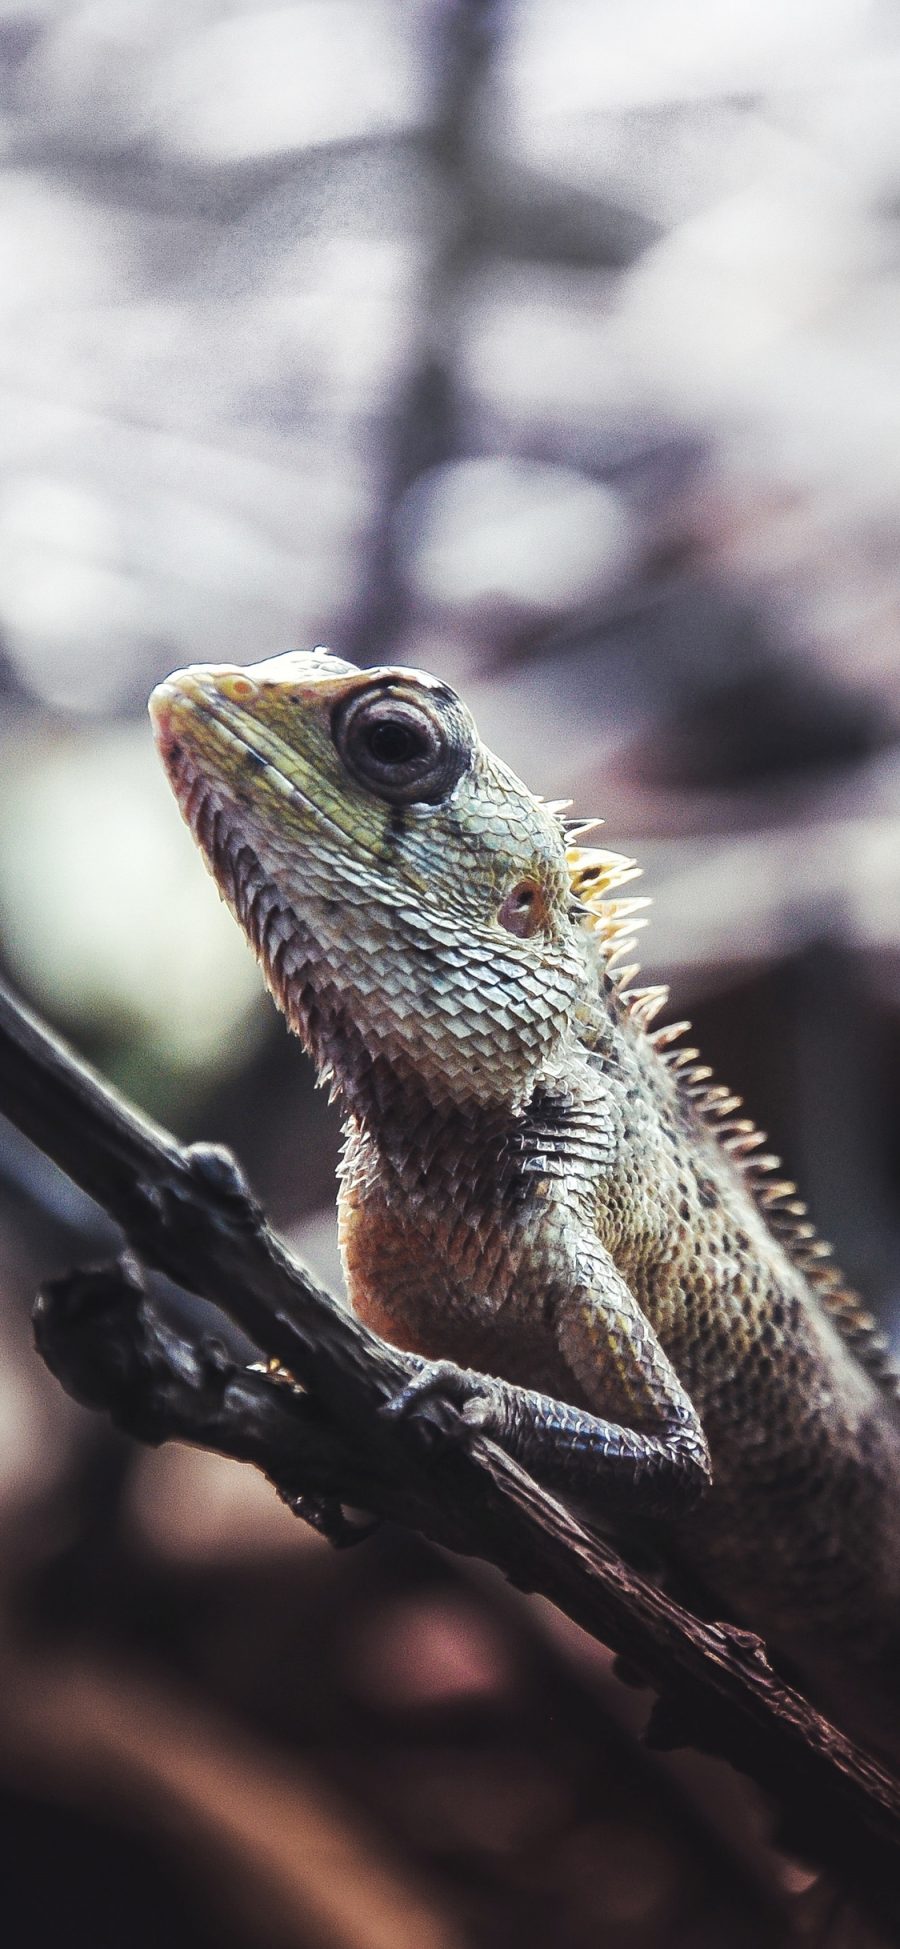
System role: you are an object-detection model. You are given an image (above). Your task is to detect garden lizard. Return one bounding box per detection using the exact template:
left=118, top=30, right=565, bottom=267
left=150, top=649, right=900, bottom=1761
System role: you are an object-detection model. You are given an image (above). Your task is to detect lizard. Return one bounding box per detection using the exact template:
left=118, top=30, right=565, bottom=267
left=149, top=647, right=900, bottom=1763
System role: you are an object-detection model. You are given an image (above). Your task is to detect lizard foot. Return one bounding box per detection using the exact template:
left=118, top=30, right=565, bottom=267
left=381, top=1359, right=498, bottom=1443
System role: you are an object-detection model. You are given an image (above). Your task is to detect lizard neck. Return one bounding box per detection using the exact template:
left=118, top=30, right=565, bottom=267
left=263, top=900, right=548, bottom=1154
left=338, top=1031, right=617, bottom=1226
left=217, top=811, right=614, bottom=1139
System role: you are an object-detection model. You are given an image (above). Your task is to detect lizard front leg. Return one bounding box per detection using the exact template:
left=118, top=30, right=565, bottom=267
left=389, top=1242, right=711, bottom=1521
left=550, top=1239, right=710, bottom=1515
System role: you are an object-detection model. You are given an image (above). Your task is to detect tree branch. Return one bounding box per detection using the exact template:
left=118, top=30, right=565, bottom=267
left=4, top=975, right=900, bottom=1924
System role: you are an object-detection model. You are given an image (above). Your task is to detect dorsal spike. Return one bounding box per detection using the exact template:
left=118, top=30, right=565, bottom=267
left=606, top=865, right=643, bottom=893
left=567, top=845, right=643, bottom=900
left=564, top=816, right=605, bottom=840
left=600, top=897, right=654, bottom=920
left=725, top=1131, right=769, bottom=1157
left=667, top=1047, right=701, bottom=1070
left=648, top=1020, right=692, bottom=1049
left=595, top=916, right=650, bottom=944
left=624, top=984, right=670, bottom=1028
left=567, top=820, right=900, bottom=1401
left=603, top=936, right=640, bottom=966
left=567, top=844, right=633, bottom=874
left=609, top=961, right=642, bottom=989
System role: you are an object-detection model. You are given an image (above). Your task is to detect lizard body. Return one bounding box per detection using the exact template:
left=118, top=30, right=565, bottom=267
left=150, top=650, right=900, bottom=1761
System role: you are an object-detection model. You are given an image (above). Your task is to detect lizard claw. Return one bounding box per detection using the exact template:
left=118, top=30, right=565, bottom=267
left=382, top=1359, right=494, bottom=1445
left=383, top=1359, right=467, bottom=1416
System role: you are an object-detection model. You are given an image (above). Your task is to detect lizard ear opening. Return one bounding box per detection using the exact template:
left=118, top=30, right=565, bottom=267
left=497, top=880, right=548, bottom=938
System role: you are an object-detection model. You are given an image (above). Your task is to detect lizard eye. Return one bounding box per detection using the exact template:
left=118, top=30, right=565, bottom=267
left=332, top=686, right=472, bottom=805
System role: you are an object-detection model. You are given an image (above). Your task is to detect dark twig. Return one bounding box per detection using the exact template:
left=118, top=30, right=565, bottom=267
left=33, top=1259, right=391, bottom=1545
left=4, top=977, right=900, bottom=1923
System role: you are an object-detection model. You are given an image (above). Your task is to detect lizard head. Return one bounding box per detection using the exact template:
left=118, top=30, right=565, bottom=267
left=149, top=649, right=591, bottom=1112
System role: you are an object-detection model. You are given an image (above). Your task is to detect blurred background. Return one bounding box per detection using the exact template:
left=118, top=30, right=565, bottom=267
left=1, top=1, right=900, bottom=1943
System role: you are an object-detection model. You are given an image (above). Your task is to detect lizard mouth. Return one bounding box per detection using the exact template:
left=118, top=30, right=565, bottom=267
left=151, top=678, right=290, bottom=805
left=149, top=671, right=380, bottom=863
left=150, top=678, right=341, bottom=1047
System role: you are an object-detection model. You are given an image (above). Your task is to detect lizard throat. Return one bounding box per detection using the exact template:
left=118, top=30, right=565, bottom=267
left=167, top=754, right=331, bottom=1072
left=169, top=760, right=476, bottom=1125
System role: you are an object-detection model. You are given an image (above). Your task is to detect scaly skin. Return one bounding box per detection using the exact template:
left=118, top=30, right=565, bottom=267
left=150, top=649, right=900, bottom=1761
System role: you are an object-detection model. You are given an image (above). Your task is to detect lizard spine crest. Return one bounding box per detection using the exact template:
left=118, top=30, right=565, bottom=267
left=564, top=826, right=898, bottom=1398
